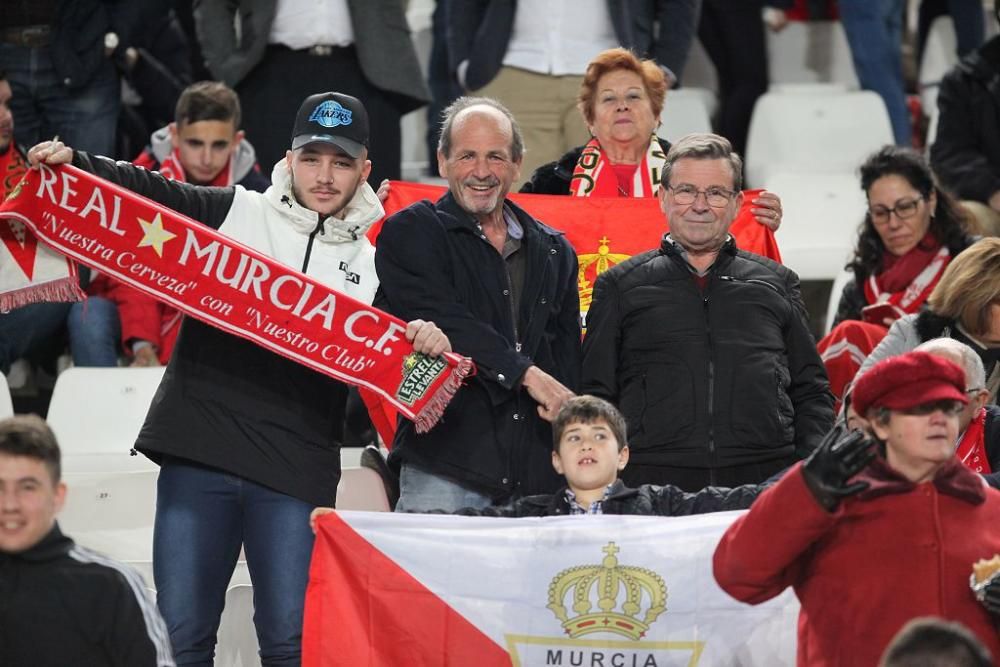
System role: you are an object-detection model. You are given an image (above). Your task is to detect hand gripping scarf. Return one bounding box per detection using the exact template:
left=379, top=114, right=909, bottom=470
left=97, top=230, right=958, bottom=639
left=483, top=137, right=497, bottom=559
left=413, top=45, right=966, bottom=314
left=0, top=164, right=472, bottom=431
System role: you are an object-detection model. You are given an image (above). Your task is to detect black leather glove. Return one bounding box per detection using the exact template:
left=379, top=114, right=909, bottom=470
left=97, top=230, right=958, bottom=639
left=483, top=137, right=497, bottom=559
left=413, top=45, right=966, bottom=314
left=801, top=426, right=876, bottom=512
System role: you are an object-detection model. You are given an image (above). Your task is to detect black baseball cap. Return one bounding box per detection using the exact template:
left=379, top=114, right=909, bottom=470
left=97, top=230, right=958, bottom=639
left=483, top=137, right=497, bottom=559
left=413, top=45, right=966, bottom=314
left=290, top=92, right=369, bottom=158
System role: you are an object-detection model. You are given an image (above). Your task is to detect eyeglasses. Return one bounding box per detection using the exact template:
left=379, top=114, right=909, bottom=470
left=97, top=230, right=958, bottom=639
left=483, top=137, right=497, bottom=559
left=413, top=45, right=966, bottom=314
left=868, top=196, right=924, bottom=226
left=666, top=184, right=735, bottom=207
left=899, top=400, right=964, bottom=416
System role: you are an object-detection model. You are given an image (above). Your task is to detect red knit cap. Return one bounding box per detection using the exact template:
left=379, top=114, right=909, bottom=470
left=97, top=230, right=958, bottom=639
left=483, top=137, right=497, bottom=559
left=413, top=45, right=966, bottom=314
left=852, top=350, right=968, bottom=416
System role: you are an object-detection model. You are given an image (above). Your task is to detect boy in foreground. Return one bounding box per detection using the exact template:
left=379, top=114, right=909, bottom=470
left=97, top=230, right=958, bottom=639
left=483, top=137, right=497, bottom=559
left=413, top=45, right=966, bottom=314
left=312, top=395, right=764, bottom=527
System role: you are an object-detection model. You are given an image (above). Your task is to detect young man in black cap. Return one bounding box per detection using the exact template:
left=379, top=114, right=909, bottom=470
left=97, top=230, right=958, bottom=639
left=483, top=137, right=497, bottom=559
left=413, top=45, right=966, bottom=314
left=29, top=92, right=450, bottom=666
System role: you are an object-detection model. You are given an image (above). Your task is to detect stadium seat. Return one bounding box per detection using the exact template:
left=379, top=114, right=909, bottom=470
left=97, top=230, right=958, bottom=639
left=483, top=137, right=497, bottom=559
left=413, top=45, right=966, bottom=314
left=659, top=89, right=712, bottom=143
left=217, top=585, right=259, bottom=667
left=824, top=269, right=856, bottom=335
left=47, top=367, right=164, bottom=473
left=766, top=20, right=859, bottom=88
left=336, top=466, right=391, bottom=511
left=919, top=16, right=958, bottom=115
left=745, top=90, right=893, bottom=188
left=763, top=171, right=865, bottom=281
left=0, top=372, right=12, bottom=419
left=58, top=470, right=159, bottom=578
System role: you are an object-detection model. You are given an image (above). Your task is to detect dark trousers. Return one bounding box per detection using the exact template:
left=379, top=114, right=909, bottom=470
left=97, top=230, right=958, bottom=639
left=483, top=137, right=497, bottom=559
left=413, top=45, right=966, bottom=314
left=622, top=456, right=794, bottom=492
left=237, top=45, right=403, bottom=186
left=697, top=0, right=769, bottom=156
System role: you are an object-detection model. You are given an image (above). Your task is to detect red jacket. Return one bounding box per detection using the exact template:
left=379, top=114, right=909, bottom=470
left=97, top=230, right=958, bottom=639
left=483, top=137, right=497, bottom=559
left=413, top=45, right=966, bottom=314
left=86, top=273, right=179, bottom=363
left=713, top=459, right=1000, bottom=666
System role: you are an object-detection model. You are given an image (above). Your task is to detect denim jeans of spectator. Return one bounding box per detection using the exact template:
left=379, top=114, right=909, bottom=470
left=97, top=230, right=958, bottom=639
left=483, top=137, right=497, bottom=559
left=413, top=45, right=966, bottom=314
left=0, top=42, right=120, bottom=155
left=0, top=302, right=70, bottom=375
left=839, top=0, right=912, bottom=146
left=153, top=458, right=315, bottom=667
left=395, top=462, right=495, bottom=513
left=67, top=296, right=121, bottom=366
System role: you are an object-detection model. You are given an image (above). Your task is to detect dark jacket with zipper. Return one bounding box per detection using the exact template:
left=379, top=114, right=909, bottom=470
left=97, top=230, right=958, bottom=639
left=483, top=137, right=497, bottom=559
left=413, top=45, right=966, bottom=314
left=375, top=192, right=581, bottom=498
left=0, top=524, right=173, bottom=666
left=454, top=478, right=765, bottom=517
left=70, top=151, right=384, bottom=506
left=931, top=34, right=1000, bottom=204
left=582, top=236, right=834, bottom=474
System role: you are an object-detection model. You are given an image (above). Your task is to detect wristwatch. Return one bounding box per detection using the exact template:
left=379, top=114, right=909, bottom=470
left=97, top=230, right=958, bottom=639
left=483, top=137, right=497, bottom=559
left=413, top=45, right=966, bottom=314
left=104, top=31, right=119, bottom=53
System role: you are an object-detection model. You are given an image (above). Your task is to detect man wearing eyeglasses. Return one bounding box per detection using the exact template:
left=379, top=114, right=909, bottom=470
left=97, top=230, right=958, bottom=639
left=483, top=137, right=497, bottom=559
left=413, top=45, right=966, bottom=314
left=581, top=132, right=833, bottom=492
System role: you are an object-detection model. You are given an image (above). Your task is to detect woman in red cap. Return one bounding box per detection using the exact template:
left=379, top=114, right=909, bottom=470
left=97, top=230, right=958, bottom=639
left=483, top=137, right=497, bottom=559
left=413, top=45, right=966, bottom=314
left=713, top=350, right=1000, bottom=666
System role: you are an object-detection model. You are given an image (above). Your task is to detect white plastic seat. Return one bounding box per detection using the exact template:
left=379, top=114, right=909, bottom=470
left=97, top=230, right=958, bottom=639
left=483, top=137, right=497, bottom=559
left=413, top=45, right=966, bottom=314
left=0, top=372, right=12, bottom=419
left=763, top=171, right=865, bottom=280
left=47, top=367, right=165, bottom=472
left=745, top=90, right=893, bottom=188
left=58, top=470, right=159, bottom=564
left=824, top=268, right=856, bottom=335
left=919, top=16, right=959, bottom=114
left=766, top=20, right=859, bottom=88
left=659, top=89, right=712, bottom=143
left=217, top=584, right=259, bottom=667
left=336, top=466, right=391, bottom=512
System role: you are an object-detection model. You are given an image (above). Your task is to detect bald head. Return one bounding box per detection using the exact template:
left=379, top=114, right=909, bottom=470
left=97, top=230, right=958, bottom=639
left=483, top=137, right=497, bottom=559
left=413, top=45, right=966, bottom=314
left=437, top=96, right=524, bottom=163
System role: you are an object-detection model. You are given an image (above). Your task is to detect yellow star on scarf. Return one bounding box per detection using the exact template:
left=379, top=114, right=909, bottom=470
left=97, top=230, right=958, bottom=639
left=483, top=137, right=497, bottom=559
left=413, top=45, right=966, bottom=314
left=136, top=213, right=176, bottom=258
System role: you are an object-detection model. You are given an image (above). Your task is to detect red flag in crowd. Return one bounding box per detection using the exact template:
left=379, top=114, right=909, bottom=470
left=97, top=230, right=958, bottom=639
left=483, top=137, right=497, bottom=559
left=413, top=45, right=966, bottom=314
left=362, top=181, right=783, bottom=446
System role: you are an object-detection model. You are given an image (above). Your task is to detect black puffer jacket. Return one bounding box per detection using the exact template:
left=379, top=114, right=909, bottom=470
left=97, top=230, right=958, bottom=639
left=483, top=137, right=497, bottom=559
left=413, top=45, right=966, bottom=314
left=931, top=35, right=1000, bottom=203
left=455, top=479, right=764, bottom=516
left=582, top=237, right=834, bottom=469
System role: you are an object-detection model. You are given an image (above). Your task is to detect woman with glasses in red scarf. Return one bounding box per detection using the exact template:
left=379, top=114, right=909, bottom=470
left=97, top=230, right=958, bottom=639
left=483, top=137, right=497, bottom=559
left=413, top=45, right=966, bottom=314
left=819, top=145, right=976, bottom=407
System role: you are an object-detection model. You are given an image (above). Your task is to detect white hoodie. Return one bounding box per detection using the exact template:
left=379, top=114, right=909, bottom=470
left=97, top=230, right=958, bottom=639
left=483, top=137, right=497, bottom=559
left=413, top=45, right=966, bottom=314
left=220, top=160, right=385, bottom=305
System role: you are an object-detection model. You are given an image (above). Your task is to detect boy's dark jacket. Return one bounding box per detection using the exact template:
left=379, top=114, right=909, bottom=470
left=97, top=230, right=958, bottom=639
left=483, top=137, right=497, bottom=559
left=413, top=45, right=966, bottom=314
left=455, top=479, right=764, bottom=517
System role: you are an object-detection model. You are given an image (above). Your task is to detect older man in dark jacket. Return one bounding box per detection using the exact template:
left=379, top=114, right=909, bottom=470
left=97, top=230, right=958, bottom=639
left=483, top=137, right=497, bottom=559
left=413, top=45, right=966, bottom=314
left=375, top=97, right=581, bottom=512
left=582, top=133, right=834, bottom=492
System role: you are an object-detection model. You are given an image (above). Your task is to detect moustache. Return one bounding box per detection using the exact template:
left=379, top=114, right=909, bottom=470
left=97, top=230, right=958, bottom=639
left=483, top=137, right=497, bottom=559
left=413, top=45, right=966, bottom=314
left=463, top=178, right=500, bottom=188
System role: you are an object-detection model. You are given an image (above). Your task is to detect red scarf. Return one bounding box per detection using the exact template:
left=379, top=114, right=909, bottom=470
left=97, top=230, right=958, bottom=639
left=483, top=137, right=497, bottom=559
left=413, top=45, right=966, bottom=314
left=158, top=149, right=232, bottom=187
left=863, top=233, right=948, bottom=314
left=0, top=144, right=83, bottom=310
left=570, top=135, right=663, bottom=198
left=0, top=164, right=471, bottom=431
left=957, top=408, right=991, bottom=474
left=1, top=143, right=28, bottom=197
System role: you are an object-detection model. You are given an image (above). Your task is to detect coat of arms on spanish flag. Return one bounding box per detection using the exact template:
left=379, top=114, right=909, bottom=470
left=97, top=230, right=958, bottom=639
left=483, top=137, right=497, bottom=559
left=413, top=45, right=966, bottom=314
left=303, top=511, right=797, bottom=666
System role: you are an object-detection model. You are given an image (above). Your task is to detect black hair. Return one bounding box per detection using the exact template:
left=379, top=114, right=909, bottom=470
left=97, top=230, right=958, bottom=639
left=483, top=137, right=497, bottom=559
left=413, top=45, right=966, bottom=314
left=0, top=415, right=61, bottom=484
left=175, top=81, right=241, bottom=129
left=880, top=617, right=992, bottom=667
left=552, top=396, right=628, bottom=452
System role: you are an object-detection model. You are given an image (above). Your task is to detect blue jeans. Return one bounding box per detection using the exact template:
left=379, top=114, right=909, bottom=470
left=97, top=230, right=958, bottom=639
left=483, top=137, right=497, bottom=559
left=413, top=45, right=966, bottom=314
left=0, top=42, right=119, bottom=155
left=67, top=296, right=120, bottom=366
left=0, top=302, right=70, bottom=374
left=153, top=459, right=315, bottom=666
left=395, top=463, right=495, bottom=513
left=839, top=0, right=912, bottom=146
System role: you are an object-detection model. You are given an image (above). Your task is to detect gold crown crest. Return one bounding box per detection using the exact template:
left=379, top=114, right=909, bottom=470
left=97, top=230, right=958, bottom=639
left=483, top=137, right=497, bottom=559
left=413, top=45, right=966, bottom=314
left=547, top=542, right=667, bottom=640
left=577, top=237, right=631, bottom=311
